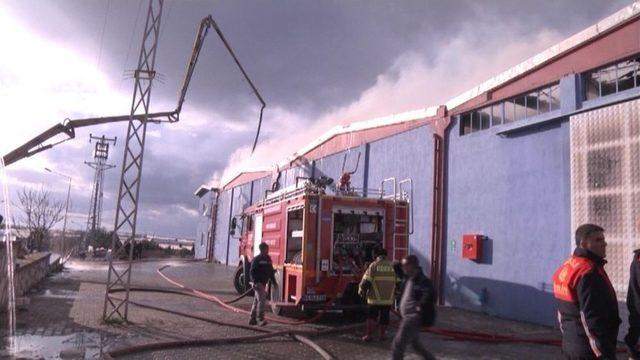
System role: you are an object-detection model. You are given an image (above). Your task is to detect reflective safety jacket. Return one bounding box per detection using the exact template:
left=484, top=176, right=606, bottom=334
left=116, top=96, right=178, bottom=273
left=359, top=256, right=399, bottom=305
left=552, top=248, right=620, bottom=359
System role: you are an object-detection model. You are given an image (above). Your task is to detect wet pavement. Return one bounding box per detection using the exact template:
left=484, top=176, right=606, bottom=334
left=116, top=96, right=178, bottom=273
left=0, top=259, right=625, bottom=359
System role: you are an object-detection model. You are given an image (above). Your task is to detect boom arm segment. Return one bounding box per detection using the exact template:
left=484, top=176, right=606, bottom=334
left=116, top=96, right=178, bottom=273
left=2, top=111, right=176, bottom=167
left=3, top=13, right=266, bottom=167
left=176, top=15, right=266, bottom=151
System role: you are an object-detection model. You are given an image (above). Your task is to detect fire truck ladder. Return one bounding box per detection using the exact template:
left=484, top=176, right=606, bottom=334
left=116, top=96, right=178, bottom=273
left=380, top=178, right=413, bottom=261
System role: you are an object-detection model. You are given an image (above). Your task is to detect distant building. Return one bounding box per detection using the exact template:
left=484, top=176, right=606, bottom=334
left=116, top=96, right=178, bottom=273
left=195, top=3, right=640, bottom=327
left=194, top=186, right=220, bottom=260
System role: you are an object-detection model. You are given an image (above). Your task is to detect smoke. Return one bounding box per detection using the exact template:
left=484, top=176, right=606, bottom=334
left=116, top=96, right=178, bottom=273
left=219, top=22, right=563, bottom=184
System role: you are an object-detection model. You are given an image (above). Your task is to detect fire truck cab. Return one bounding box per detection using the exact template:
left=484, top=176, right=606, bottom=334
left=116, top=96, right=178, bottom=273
left=231, top=176, right=412, bottom=314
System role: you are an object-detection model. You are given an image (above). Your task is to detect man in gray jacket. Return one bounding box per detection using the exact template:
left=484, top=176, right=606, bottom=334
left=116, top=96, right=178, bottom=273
left=391, top=255, right=436, bottom=360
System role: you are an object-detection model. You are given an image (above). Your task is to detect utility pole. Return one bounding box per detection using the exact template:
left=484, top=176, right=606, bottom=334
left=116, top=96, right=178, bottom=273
left=103, top=0, right=164, bottom=322
left=84, top=134, right=116, bottom=249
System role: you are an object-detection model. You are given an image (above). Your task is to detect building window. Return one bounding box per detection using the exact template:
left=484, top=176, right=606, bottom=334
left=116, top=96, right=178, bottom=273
left=460, top=113, right=472, bottom=135
left=514, top=96, right=527, bottom=121
left=491, top=103, right=503, bottom=126
left=459, top=82, right=560, bottom=136
left=478, top=106, right=491, bottom=130
left=585, top=57, right=640, bottom=100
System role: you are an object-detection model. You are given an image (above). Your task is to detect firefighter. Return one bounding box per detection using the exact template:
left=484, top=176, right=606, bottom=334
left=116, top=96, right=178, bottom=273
left=249, top=242, right=276, bottom=326
left=390, top=255, right=436, bottom=360
left=358, top=248, right=398, bottom=341
left=625, top=218, right=640, bottom=359
left=552, top=224, right=620, bottom=360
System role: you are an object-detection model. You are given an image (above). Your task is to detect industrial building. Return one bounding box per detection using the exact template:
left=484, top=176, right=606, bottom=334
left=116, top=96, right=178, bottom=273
left=195, top=3, right=640, bottom=327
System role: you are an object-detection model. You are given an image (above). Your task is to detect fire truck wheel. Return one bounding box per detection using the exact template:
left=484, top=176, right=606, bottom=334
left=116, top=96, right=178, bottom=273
left=233, top=265, right=248, bottom=295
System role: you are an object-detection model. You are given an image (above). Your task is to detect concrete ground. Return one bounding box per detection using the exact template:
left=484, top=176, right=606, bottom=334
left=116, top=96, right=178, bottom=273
left=0, top=259, right=625, bottom=359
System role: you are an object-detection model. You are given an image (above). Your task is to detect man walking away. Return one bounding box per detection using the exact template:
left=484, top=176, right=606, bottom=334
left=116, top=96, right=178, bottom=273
left=359, top=248, right=398, bottom=341
left=391, top=255, right=436, bottom=360
left=249, top=242, right=276, bottom=326
left=552, top=224, right=620, bottom=360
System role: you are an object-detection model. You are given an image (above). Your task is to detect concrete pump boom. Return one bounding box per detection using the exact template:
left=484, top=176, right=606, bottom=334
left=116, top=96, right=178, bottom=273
left=176, top=15, right=266, bottom=151
left=1, top=112, right=176, bottom=167
left=2, top=14, right=266, bottom=167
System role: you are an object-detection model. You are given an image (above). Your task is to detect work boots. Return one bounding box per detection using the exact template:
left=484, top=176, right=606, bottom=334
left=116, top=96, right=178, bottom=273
left=362, top=319, right=375, bottom=342
left=378, top=325, right=387, bottom=341
left=249, top=318, right=267, bottom=326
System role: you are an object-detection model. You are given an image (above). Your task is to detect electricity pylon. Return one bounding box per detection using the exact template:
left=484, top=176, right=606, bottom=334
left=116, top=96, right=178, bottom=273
left=103, top=0, right=164, bottom=322
left=84, top=134, right=116, bottom=248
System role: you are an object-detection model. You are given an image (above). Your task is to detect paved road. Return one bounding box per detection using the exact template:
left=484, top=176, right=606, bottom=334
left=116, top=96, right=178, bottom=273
left=0, top=258, right=612, bottom=359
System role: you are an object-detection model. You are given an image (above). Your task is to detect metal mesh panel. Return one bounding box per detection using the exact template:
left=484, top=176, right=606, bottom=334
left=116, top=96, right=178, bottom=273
left=571, top=99, right=640, bottom=297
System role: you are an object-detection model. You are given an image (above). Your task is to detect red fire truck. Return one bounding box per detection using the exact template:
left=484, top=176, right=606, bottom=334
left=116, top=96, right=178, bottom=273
left=231, top=175, right=413, bottom=314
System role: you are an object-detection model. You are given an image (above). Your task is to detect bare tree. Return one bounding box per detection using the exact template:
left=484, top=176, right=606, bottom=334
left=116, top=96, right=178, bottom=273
left=16, top=187, right=65, bottom=251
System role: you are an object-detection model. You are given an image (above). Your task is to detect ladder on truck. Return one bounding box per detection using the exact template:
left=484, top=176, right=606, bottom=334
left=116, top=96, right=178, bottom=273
left=380, top=178, right=414, bottom=261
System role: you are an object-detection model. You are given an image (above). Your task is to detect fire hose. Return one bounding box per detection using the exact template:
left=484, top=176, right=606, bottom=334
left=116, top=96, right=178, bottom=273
left=157, top=264, right=565, bottom=345
left=106, top=264, right=628, bottom=357
left=103, top=289, right=361, bottom=359
left=157, top=265, right=328, bottom=325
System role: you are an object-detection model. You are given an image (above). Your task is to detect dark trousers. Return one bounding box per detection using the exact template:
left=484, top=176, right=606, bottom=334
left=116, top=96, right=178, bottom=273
left=626, top=324, right=640, bottom=359
left=250, top=283, right=267, bottom=321
left=390, top=314, right=435, bottom=360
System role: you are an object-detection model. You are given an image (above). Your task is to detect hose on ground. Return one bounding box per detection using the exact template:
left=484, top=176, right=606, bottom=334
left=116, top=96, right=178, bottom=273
left=108, top=290, right=361, bottom=338
left=105, top=331, right=294, bottom=359
left=108, top=263, right=621, bottom=356
left=292, top=334, right=335, bottom=360
left=224, top=287, right=254, bottom=304
left=157, top=265, right=327, bottom=325
left=105, top=289, right=350, bottom=359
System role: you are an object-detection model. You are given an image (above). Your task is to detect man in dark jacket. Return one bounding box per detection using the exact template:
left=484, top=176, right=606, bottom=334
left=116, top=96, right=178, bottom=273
left=552, top=224, right=620, bottom=360
left=390, top=255, right=436, bottom=360
left=625, top=247, right=640, bottom=359
left=249, top=242, right=276, bottom=326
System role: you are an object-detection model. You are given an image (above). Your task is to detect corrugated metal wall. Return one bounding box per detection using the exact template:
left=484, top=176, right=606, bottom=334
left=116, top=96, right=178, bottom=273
left=213, top=189, right=232, bottom=263
left=194, top=194, right=210, bottom=259
left=210, top=132, right=433, bottom=267
left=226, top=182, right=253, bottom=265
left=251, top=176, right=272, bottom=203
left=367, top=125, right=434, bottom=267
left=444, top=114, right=571, bottom=326
left=314, top=146, right=366, bottom=194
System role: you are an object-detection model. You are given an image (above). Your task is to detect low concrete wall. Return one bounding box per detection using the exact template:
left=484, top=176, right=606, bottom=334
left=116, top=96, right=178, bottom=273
left=0, top=248, right=51, bottom=311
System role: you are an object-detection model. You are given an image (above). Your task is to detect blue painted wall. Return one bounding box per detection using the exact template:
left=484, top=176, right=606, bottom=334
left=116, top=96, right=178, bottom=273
left=194, top=192, right=212, bottom=259
left=281, top=163, right=313, bottom=189
left=251, top=175, right=272, bottom=203
left=443, top=115, right=571, bottom=326
left=367, top=125, right=434, bottom=268
left=226, top=182, right=253, bottom=265
left=313, top=147, right=365, bottom=194
left=213, top=189, right=232, bottom=263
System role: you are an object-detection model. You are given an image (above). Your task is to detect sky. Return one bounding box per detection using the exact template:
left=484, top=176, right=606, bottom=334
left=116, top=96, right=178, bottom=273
left=0, top=0, right=631, bottom=239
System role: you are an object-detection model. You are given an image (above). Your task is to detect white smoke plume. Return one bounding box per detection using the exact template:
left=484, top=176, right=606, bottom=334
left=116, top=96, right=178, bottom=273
left=218, top=23, right=563, bottom=185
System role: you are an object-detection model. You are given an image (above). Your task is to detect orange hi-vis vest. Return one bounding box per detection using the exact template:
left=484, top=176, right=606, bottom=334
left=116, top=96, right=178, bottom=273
left=553, top=256, right=596, bottom=303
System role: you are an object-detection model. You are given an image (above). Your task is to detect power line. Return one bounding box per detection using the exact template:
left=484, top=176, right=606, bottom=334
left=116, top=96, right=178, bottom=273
left=119, top=0, right=144, bottom=91
left=96, top=0, right=112, bottom=71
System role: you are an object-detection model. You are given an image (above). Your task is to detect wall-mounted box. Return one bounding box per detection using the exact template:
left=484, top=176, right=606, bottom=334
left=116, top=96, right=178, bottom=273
left=463, top=234, right=483, bottom=260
